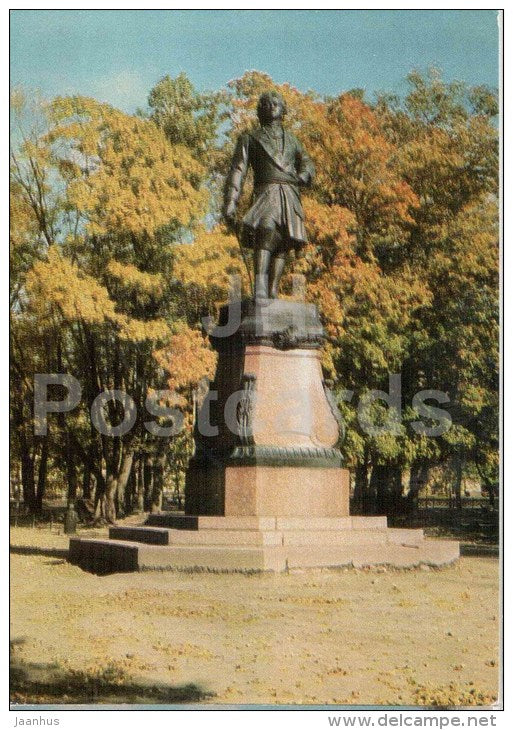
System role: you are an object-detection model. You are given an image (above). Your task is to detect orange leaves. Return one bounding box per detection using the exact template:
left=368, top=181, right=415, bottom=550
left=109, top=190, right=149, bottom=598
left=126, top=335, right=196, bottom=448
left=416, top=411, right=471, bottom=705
left=302, top=198, right=356, bottom=264
left=227, top=73, right=418, bottom=257
left=312, top=94, right=419, bottom=233
left=291, top=192, right=429, bottom=379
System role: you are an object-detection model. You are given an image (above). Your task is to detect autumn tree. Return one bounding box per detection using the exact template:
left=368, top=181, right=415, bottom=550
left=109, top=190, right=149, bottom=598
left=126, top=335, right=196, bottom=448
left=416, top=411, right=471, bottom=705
left=380, top=69, right=499, bottom=508
left=10, top=89, right=61, bottom=511
left=10, top=92, right=215, bottom=520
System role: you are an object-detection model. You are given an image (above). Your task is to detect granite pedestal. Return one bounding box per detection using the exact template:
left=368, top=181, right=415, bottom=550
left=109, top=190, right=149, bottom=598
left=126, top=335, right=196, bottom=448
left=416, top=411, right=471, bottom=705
left=185, top=299, right=348, bottom=516
left=68, top=299, right=459, bottom=573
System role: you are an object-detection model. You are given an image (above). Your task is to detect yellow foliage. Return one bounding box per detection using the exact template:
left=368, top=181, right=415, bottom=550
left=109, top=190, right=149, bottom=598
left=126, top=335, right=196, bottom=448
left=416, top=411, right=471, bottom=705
left=116, top=314, right=170, bottom=343
left=174, top=226, right=249, bottom=294
left=26, top=245, right=117, bottom=325
left=153, top=322, right=216, bottom=392
left=10, top=179, right=39, bottom=250
left=47, top=96, right=208, bottom=237
left=146, top=388, right=187, bottom=408
left=26, top=246, right=173, bottom=344
left=107, top=259, right=164, bottom=296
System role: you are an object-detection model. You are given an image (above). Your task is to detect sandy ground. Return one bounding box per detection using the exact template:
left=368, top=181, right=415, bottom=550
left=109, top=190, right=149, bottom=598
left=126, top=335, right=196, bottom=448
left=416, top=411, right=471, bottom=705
left=10, top=525, right=500, bottom=707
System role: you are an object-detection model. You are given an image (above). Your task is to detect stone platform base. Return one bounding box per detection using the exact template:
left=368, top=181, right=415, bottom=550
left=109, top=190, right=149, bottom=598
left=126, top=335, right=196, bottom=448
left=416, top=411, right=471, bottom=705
left=186, top=465, right=350, bottom=517
left=68, top=514, right=459, bottom=575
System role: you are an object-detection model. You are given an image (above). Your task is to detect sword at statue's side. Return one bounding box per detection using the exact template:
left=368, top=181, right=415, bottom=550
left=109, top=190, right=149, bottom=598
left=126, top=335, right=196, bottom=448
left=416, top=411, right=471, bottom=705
left=224, top=220, right=254, bottom=297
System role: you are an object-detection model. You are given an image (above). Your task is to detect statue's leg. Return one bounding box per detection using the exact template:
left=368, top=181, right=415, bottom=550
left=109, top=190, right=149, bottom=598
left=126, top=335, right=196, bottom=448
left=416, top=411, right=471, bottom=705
left=254, top=227, right=276, bottom=300
left=268, top=228, right=290, bottom=299
left=269, top=254, right=286, bottom=299
left=253, top=248, right=271, bottom=300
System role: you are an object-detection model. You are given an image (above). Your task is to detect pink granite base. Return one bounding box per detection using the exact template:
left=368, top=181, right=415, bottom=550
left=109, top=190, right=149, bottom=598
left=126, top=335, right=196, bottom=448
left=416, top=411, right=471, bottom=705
left=224, top=466, right=349, bottom=517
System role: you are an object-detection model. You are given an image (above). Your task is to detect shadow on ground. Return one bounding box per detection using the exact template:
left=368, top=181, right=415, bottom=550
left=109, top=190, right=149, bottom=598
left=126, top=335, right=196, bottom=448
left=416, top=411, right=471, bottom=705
left=10, top=642, right=213, bottom=705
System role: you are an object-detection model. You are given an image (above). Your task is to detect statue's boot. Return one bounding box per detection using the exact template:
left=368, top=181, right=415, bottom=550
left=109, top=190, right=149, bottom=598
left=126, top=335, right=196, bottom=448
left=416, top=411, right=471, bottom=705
left=254, top=248, right=271, bottom=301
left=269, top=255, right=286, bottom=299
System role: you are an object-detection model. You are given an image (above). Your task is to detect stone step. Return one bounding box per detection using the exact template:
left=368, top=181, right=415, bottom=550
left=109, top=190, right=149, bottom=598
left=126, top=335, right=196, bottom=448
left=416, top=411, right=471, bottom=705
left=283, top=540, right=460, bottom=570
left=144, top=514, right=277, bottom=530
left=280, top=528, right=425, bottom=547
left=144, top=513, right=388, bottom=531
left=110, top=526, right=284, bottom=546
left=110, top=526, right=171, bottom=545
left=110, top=524, right=418, bottom=548
left=69, top=536, right=459, bottom=574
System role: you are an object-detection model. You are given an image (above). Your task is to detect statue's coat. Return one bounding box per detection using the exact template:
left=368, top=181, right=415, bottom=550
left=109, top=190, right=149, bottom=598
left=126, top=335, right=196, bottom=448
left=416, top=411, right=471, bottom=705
left=224, top=127, right=315, bottom=248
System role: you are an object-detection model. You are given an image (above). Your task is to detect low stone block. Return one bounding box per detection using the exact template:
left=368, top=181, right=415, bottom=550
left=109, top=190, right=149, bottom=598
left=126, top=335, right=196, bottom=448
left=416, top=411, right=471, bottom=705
left=145, top=514, right=200, bottom=529
left=385, top=528, right=425, bottom=546
left=198, top=516, right=277, bottom=530
left=68, top=529, right=459, bottom=574
left=281, top=528, right=389, bottom=547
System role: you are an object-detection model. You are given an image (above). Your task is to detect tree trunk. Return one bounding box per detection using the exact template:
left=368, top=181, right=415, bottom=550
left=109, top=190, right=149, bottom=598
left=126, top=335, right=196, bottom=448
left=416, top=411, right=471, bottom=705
left=124, top=465, right=135, bottom=514
left=102, top=472, right=118, bottom=524
left=150, top=454, right=166, bottom=513
left=136, top=457, right=145, bottom=513
left=96, top=449, right=135, bottom=523
left=144, top=457, right=153, bottom=512
left=65, top=438, right=78, bottom=504
left=454, top=453, right=463, bottom=510
left=82, top=465, right=91, bottom=500
left=116, top=449, right=134, bottom=518
left=35, top=436, right=49, bottom=511
left=93, top=463, right=108, bottom=520
left=474, top=459, right=497, bottom=507
left=20, top=446, right=36, bottom=511
left=174, top=472, right=183, bottom=510
left=406, top=461, right=431, bottom=511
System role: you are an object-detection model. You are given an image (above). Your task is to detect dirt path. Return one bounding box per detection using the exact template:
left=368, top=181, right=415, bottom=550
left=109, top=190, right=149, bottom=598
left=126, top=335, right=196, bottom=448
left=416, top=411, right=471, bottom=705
left=10, top=526, right=500, bottom=707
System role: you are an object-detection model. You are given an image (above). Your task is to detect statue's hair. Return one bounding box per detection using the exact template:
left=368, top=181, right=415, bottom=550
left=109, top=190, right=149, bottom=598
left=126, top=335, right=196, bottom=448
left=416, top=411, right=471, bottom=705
left=257, top=91, right=287, bottom=124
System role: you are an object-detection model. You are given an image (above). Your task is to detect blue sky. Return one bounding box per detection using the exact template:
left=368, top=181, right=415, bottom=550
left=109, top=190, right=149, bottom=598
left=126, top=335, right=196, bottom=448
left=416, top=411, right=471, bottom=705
left=10, top=9, right=500, bottom=111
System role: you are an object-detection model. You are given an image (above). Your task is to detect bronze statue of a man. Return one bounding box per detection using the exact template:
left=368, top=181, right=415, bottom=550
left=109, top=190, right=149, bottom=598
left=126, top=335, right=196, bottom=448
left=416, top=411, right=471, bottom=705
left=223, top=91, right=315, bottom=300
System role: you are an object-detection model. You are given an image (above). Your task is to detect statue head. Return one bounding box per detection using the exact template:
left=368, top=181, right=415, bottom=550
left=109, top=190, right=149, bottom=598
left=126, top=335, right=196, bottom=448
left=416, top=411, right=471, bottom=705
left=257, top=91, right=287, bottom=125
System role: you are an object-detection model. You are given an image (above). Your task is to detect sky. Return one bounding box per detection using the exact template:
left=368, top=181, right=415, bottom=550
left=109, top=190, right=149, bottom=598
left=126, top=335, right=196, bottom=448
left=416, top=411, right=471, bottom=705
left=10, top=9, right=500, bottom=112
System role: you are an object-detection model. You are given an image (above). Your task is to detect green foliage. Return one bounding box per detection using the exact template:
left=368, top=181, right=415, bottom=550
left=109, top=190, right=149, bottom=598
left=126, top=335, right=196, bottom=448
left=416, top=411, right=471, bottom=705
left=148, top=72, right=226, bottom=164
